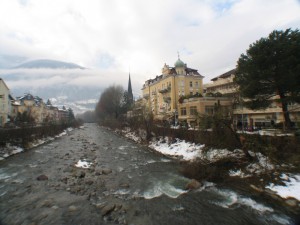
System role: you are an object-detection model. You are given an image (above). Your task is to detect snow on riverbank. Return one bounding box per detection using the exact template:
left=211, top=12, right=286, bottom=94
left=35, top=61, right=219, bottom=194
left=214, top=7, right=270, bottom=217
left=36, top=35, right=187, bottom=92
left=149, top=137, right=204, bottom=161
left=267, top=174, right=300, bottom=201
left=0, top=127, right=77, bottom=160
left=121, top=127, right=300, bottom=204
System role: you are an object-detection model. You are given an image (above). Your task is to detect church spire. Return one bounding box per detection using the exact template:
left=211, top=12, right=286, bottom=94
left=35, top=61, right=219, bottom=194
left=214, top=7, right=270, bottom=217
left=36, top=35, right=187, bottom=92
left=128, top=73, right=133, bottom=104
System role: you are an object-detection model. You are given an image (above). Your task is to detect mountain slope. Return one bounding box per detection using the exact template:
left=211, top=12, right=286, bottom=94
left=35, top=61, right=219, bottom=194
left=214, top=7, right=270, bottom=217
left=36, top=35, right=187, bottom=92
left=14, top=59, right=85, bottom=69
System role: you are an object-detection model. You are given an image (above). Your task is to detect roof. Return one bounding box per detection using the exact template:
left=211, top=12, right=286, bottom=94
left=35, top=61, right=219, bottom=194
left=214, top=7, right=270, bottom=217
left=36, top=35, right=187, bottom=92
left=0, top=78, right=10, bottom=91
left=174, top=58, right=185, bottom=67
left=211, top=69, right=236, bottom=81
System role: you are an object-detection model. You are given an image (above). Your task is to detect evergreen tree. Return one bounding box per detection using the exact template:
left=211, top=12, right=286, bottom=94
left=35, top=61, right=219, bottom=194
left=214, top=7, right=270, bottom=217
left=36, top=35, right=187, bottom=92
left=235, top=28, right=300, bottom=129
left=68, top=108, right=75, bottom=121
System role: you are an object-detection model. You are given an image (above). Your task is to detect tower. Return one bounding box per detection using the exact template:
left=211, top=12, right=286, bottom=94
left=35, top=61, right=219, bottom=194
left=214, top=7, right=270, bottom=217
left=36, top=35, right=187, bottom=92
left=127, top=73, right=134, bottom=105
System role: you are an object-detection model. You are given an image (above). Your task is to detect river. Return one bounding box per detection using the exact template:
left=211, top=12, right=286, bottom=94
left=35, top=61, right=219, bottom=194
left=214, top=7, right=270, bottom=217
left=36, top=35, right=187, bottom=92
left=0, top=123, right=297, bottom=225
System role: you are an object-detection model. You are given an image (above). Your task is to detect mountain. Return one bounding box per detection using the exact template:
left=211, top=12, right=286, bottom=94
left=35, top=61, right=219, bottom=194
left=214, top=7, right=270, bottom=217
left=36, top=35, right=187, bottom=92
left=14, top=59, right=85, bottom=69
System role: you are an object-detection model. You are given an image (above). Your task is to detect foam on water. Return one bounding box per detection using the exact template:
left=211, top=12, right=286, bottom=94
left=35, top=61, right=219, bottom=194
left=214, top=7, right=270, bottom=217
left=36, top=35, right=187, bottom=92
left=141, top=174, right=189, bottom=199
left=270, top=214, right=291, bottom=225
left=118, top=145, right=128, bottom=150
left=171, top=204, right=185, bottom=211
left=212, top=188, right=273, bottom=213
left=75, top=159, right=92, bottom=168
left=160, top=158, right=171, bottom=162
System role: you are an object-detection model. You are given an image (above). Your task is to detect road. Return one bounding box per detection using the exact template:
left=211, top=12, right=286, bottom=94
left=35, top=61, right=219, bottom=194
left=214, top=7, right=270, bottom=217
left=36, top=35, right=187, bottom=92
left=0, top=123, right=296, bottom=225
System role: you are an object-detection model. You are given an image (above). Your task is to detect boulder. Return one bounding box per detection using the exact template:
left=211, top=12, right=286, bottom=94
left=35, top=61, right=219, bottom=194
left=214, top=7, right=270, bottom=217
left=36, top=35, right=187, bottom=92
left=102, top=168, right=112, bottom=175
left=37, top=175, right=48, bottom=181
left=101, top=204, right=115, bottom=216
left=185, top=179, right=201, bottom=190
left=68, top=205, right=78, bottom=212
left=285, top=198, right=298, bottom=207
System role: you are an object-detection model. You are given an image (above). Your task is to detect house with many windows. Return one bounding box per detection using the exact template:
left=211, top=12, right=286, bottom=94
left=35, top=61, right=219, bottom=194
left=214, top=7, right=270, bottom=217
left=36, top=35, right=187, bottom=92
left=141, top=58, right=234, bottom=126
left=141, top=57, right=204, bottom=121
left=205, top=69, right=300, bottom=129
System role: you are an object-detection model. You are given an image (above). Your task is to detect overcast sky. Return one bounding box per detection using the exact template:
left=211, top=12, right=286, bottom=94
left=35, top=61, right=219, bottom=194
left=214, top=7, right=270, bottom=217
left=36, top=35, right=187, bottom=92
left=1, top=0, right=300, bottom=96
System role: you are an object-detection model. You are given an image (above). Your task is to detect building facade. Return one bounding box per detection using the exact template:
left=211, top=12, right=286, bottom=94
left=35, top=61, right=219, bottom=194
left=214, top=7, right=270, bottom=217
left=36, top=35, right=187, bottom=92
left=141, top=57, right=204, bottom=121
left=204, top=69, right=238, bottom=97
left=178, top=97, right=232, bottom=127
left=206, top=69, right=300, bottom=129
left=0, top=78, right=13, bottom=127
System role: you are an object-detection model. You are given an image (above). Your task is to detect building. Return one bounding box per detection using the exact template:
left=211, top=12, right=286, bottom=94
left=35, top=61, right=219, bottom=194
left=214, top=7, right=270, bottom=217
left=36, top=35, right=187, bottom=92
left=141, top=57, right=204, bottom=121
left=178, top=96, right=232, bottom=127
left=206, top=69, right=300, bottom=129
left=0, top=78, right=14, bottom=127
left=204, top=69, right=238, bottom=97
left=12, top=94, right=69, bottom=125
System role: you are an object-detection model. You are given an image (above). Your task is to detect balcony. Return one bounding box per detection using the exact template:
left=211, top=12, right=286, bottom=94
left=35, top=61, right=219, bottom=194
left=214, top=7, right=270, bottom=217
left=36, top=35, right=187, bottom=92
left=163, top=96, right=171, bottom=103
left=159, top=86, right=171, bottom=94
left=143, top=93, right=149, bottom=99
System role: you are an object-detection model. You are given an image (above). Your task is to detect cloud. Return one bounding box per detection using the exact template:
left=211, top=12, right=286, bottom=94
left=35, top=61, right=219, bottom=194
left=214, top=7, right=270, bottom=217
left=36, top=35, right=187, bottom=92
left=0, top=0, right=299, bottom=89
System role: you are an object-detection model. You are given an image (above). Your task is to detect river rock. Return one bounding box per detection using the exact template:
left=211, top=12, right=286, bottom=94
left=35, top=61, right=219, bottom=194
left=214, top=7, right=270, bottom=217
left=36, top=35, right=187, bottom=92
left=250, top=184, right=264, bottom=193
left=37, top=174, right=48, bottom=181
left=185, top=179, right=201, bottom=190
left=120, top=183, right=130, bottom=188
left=74, top=171, right=85, bottom=178
left=68, top=205, right=78, bottom=212
left=101, top=204, right=116, bottom=216
left=285, top=198, right=298, bottom=207
left=85, top=180, right=94, bottom=185
left=102, top=168, right=112, bottom=175
left=264, top=188, right=281, bottom=201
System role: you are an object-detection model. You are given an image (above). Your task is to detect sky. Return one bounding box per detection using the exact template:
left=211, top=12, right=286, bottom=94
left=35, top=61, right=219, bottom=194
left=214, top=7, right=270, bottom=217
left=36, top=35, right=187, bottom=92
left=0, top=0, right=300, bottom=97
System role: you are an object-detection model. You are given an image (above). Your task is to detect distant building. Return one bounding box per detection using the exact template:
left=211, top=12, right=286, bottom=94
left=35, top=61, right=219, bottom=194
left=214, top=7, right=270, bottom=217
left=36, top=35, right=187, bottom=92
left=11, top=94, right=71, bottom=125
left=0, top=78, right=14, bottom=127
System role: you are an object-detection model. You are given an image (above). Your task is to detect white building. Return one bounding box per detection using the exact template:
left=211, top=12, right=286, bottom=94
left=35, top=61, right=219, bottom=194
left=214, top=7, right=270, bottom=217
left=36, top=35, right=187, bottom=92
left=0, top=78, right=13, bottom=127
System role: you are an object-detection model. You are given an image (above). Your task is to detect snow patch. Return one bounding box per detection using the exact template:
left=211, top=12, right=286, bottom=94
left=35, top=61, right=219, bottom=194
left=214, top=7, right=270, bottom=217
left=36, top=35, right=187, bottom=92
left=267, top=174, right=300, bottom=201
left=149, top=137, right=204, bottom=161
left=229, top=169, right=251, bottom=178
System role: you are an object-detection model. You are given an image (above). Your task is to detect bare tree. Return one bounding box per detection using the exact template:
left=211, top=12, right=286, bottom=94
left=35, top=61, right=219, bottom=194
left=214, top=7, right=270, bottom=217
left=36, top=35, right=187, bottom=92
left=95, top=85, right=124, bottom=120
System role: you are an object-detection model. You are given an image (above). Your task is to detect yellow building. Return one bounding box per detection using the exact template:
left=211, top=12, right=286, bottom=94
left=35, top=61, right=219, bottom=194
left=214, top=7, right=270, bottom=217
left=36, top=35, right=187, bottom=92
left=178, top=97, right=232, bottom=127
left=141, top=57, right=204, bottom=121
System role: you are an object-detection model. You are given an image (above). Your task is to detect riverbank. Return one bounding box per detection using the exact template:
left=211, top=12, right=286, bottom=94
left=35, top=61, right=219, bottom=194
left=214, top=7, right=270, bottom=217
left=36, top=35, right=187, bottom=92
left=0, top=127, right=80, bottom=161
left=118, top=126, right=300, bottom=214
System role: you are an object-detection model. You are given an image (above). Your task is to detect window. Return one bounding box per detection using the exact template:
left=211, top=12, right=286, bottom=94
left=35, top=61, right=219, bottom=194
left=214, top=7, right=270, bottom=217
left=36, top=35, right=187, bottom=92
left=179, top=80, right=184, bottom=87
left=205, top=106, right=214, bottom=115
left=190, top=81, right=193, bottom=88
left=190, top=106, right=197, bottom=115
left=190, top=92, right=193, bottom=96
left=195, top=82, right=199, bottom=88
left=180, top=107, right=187, bottom=116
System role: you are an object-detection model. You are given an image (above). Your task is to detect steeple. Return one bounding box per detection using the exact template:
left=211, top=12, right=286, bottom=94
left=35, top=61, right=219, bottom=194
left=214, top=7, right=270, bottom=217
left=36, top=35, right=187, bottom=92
left=128, top=73, right=133, bottom=104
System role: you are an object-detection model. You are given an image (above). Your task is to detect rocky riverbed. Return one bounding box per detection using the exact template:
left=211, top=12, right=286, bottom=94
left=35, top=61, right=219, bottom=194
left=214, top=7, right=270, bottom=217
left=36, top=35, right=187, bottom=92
left=0, top=124, right=299, bottom=225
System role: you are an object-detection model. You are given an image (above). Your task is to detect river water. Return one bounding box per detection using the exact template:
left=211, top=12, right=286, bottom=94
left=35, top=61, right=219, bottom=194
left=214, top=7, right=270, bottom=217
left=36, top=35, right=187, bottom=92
left=0, top=123, right=297, bottom=225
